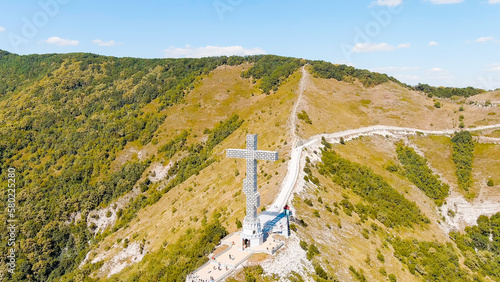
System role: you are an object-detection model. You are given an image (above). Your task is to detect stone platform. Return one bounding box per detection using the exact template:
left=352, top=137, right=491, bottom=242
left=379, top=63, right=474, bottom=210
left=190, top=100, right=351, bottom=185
left=187, top=212, right=287, bottom=282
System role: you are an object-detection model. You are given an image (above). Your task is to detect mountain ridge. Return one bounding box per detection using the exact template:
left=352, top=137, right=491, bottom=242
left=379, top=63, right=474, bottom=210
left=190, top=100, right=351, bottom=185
left=1, top=51, right=500, bottom=281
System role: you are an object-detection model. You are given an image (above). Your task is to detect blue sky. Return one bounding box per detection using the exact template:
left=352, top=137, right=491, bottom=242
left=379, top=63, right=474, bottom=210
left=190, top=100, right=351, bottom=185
left=0, top=0, right=499, bottom=89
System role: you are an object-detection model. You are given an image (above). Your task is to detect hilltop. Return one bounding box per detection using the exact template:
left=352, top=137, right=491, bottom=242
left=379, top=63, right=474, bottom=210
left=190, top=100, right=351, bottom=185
left=1, top=51, right=500, bottom=281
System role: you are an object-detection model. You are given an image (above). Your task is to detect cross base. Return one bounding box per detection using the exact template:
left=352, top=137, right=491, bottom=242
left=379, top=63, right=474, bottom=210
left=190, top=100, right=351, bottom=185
left=241, top=217, right=264, bottom=248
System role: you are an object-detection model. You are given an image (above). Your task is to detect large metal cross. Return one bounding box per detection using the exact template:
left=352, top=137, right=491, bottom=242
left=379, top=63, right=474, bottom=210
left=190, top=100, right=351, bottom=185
left=227, top=134, right=278, bottom=247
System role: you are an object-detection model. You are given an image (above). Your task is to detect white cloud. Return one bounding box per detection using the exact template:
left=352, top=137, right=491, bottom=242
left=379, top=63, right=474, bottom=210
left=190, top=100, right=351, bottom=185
left=92, top=39, right=117, bottom=47
left=435, top=75, right=455, bottom=80
left=428, top=0, right=464, bottom=4
left=163, top=45, right=266, bottom=58
left=431, top=67, right=444, bottom=72
left=352, top=42, right=409, bottom=53
left=475, top=36, right=494, bottom=42
left=428, top=68, right=454, bottom=80
left=428, top=41, right=439, bottom=46
left=397, top=43, right=411, bottom=49
left=489, top=0, right=500, bottom=3
left=44, top=36, right=79, bottom=46
left=372, top=0, right=402, bottom=6
left=353, top=43, right=395, bottom=53
left=486, top=64, right=500, bottom=72
left=0, top=26, right=5, bottom=32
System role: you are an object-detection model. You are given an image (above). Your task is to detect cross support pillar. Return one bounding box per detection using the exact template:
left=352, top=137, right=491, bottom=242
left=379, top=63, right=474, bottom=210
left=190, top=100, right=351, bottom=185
left=227, top=134, right=278, bottom=248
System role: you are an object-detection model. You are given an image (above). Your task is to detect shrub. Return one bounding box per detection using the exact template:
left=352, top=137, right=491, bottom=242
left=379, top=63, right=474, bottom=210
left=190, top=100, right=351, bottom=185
left=487, top=179, right=494, bottom=187
left=235, top=218, right=242, bottom=229
left=298, top=110, right=313, bottom=124
left=299, top=240, right=308, bottom=251
left=304, top=198, right=313, bottom=206
left=313, top=210, right=320, bottom=218
left=361, top=229, right=370, bottom=239
left=349, top=266, right=367, bottom=282
left=377, top=252, right=385, bottom=262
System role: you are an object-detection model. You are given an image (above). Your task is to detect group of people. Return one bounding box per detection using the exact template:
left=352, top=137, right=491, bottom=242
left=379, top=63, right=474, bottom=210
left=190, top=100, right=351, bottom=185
left=186, top=273, right=214, bottom=282
left=187, top=262, right=229, bottom=282
left=212, top=263, right=227, bottom=271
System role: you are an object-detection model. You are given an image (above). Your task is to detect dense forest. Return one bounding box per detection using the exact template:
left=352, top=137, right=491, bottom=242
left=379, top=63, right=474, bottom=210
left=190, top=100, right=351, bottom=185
left=414, top=83, right=484, bottom=98
left=308, top=59, right=485, bottom=98
left=390, top=211, right=500, bottom=281
left=451, top=212, right=500, bottom=280
left=242, top=55, right=304, bottom=93
left=391, top=237, right=472, bottom=281
left=308, top=60, right=404, bottom=88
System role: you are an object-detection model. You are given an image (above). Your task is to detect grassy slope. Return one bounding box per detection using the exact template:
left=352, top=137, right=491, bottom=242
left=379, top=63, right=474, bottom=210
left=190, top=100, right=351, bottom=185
left=473, top=143, right=500, bottom=195
left=467, top=89, right=500, bottom=103
left=297, top=70, right=500, bottom=139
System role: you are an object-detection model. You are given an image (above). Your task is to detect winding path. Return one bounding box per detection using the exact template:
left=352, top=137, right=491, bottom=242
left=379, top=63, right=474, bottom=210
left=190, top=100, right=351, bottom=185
left=270, top=124, right=500, bottom=212
left=270, top=65, right=500, bottom=212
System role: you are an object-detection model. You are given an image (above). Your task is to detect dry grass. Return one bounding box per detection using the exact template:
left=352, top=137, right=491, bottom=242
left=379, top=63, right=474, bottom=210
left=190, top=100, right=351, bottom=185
left=247, top=253, right=272, bottom=263
left=467, top=90, right=500, bottom=102
left=411, top=135, right=459, bottom=191
left=485, top=129, right=500, bottom=138
left=297, top=75, right=500, bottom=139
left=472, top=143, right=500, bottom=199
left=412, top=135, right=500, bottom=201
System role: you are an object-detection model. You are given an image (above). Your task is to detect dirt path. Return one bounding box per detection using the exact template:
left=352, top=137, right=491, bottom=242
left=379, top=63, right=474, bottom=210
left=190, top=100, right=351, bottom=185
left=269, top=66, right=308, bottom=212
left=289, top=65, right=308, bottom=147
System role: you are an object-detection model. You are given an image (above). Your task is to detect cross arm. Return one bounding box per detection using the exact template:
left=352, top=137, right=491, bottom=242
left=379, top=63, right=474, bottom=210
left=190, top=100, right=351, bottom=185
left=254, top=150, right=279, bottom=161
left=226, top=149, right=247, bottom=159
